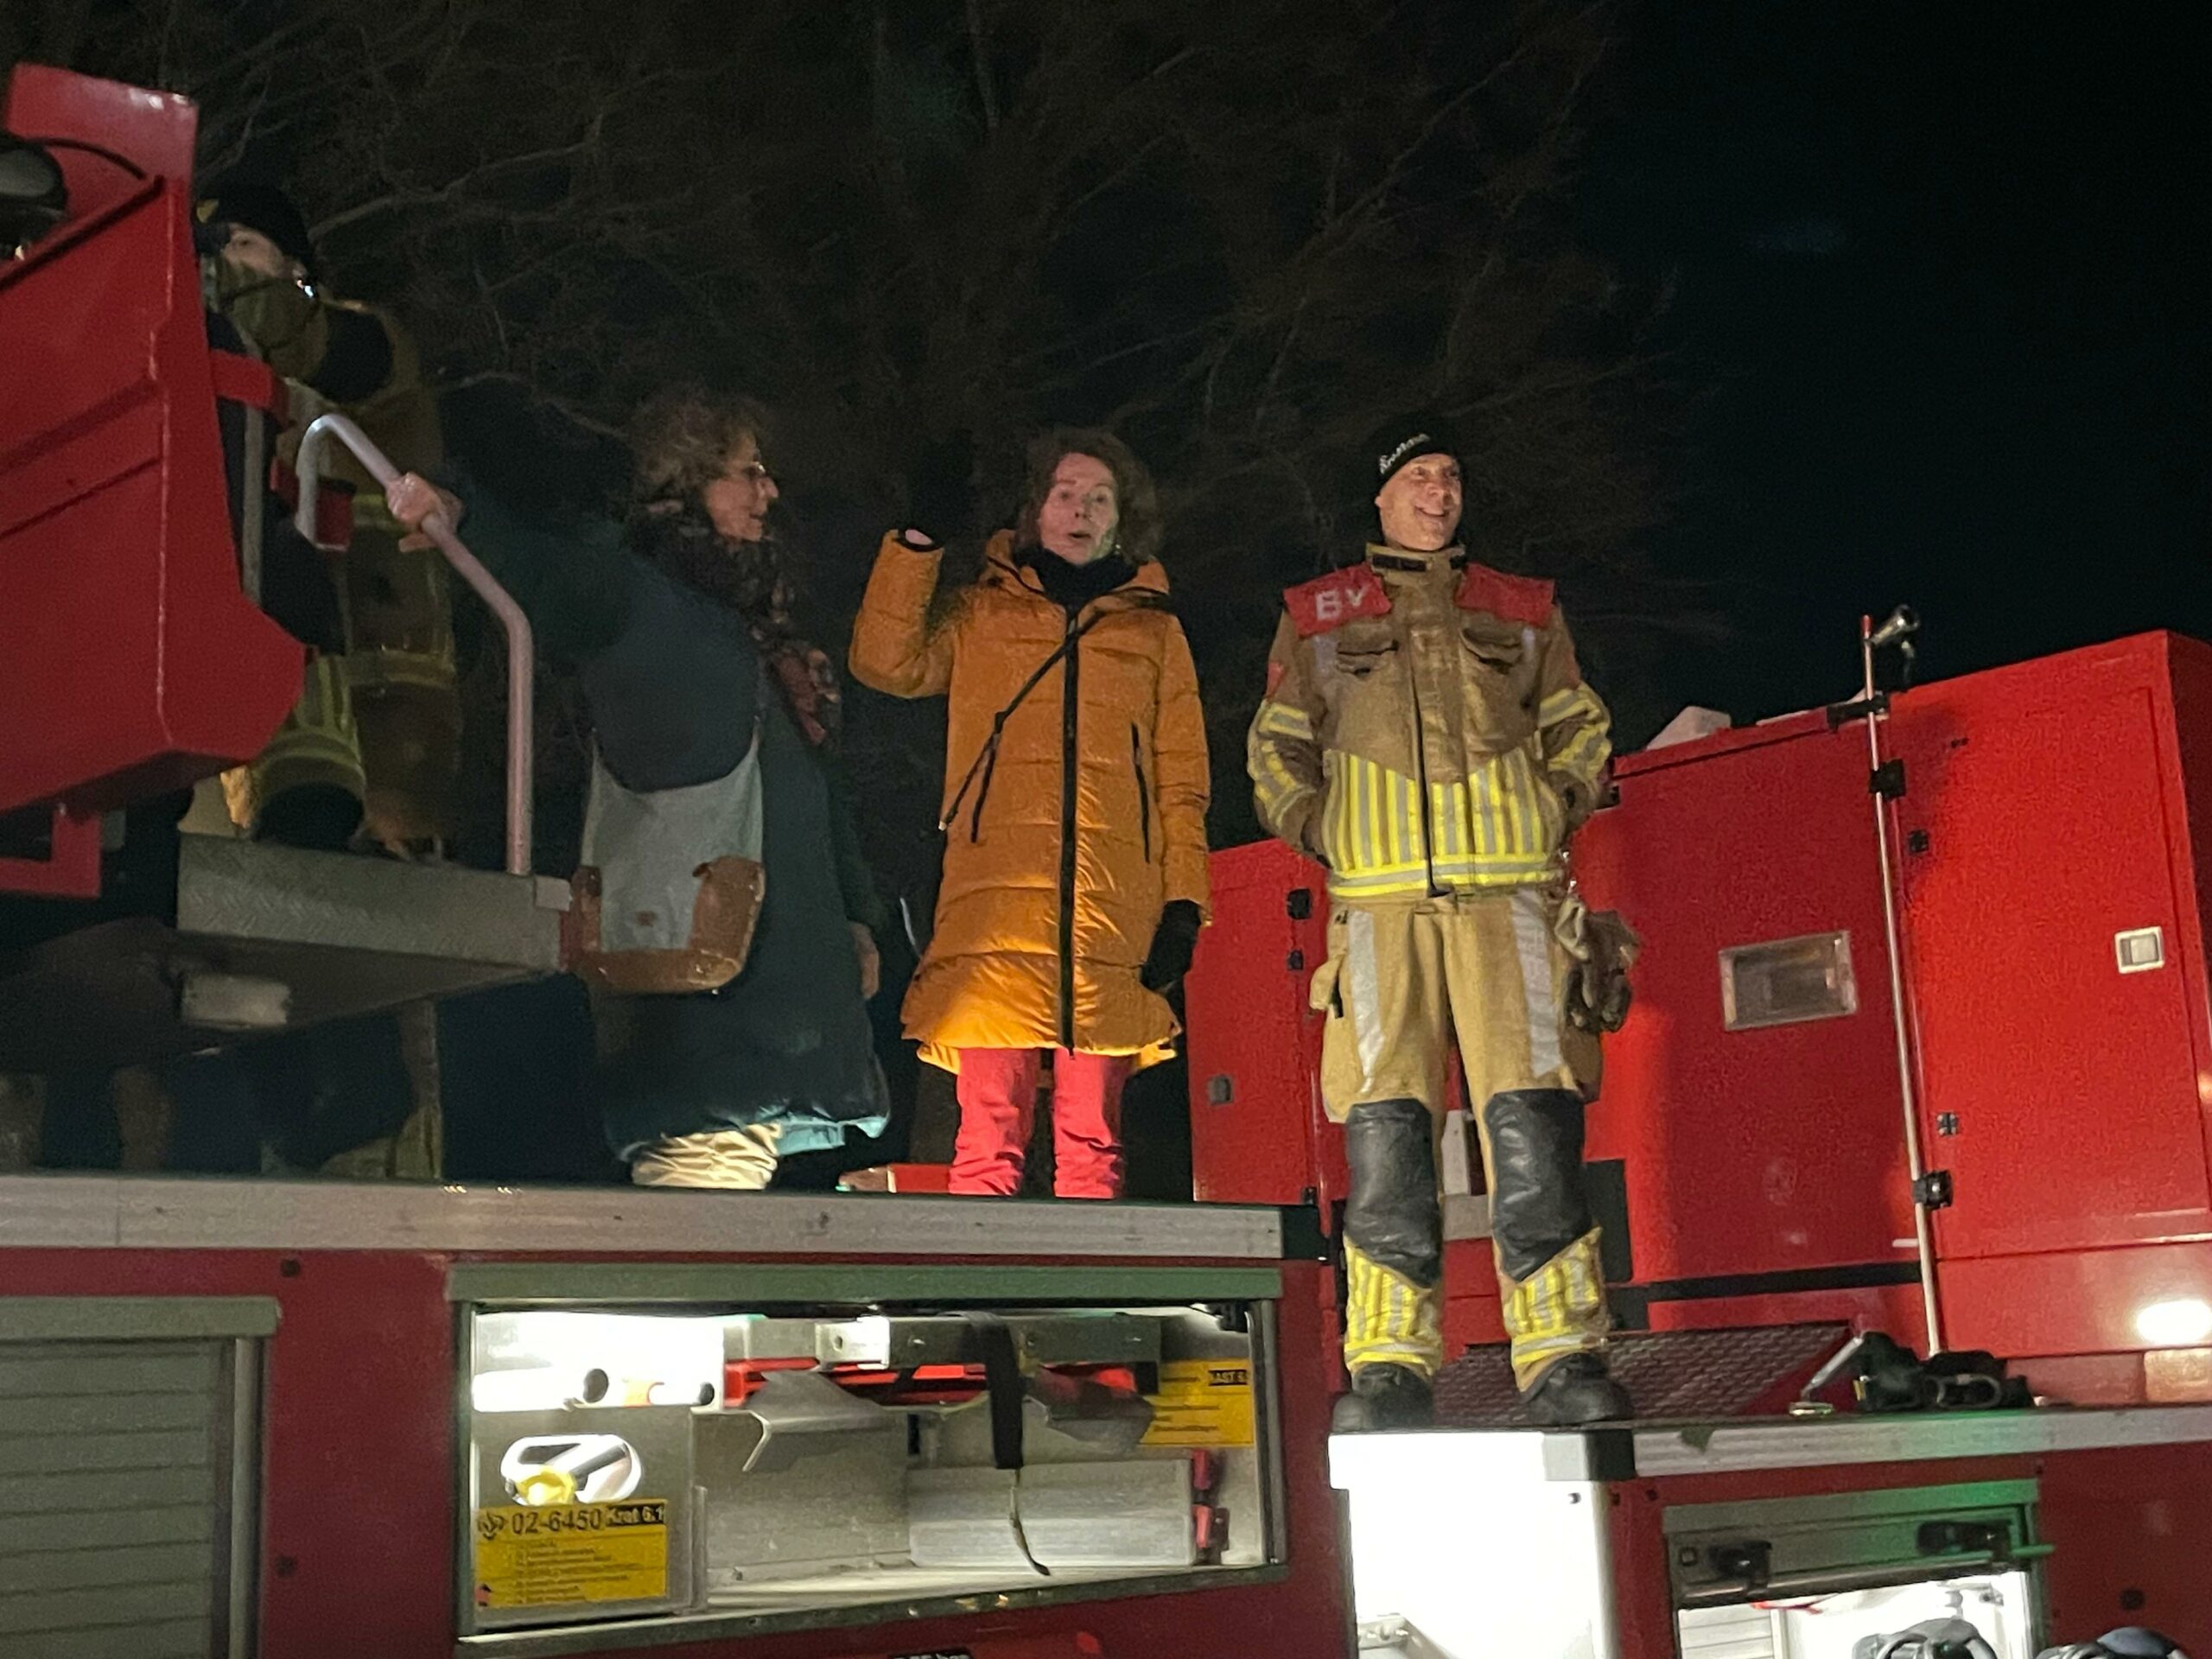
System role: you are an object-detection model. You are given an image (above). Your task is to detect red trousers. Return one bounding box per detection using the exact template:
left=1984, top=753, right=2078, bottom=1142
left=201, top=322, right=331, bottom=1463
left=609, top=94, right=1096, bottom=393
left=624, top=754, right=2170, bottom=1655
left=950, top=1048, right=1130, bottom=1199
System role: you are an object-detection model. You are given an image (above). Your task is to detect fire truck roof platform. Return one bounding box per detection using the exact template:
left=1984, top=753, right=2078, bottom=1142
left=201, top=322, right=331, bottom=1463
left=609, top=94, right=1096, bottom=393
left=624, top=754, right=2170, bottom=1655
left=0, top=1172, right=1294, bottom=1260
left=1332, top=1396, right=2212, bottom=1485
left=0, top=836, right=569, bottom=1072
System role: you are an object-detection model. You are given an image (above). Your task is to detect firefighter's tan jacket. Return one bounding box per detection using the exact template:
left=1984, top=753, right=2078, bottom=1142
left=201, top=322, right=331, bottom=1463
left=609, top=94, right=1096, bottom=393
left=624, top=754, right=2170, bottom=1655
left=1247, top=546, right=1609, bottom=901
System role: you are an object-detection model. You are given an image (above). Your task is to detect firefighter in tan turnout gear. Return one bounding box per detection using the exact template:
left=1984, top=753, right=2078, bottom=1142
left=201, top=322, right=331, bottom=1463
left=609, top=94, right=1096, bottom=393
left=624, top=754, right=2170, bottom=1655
left=1248, top=416, right=1631, bottom=1430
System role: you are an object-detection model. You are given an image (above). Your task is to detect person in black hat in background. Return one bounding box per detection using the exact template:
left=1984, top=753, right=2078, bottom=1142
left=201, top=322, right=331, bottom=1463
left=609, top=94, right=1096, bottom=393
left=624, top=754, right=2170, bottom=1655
left=1246, top=415, right=1630, bottom=1431
left=197, top=175, right=458, bottom=862
left=181, top=177, right=454, bottom=1179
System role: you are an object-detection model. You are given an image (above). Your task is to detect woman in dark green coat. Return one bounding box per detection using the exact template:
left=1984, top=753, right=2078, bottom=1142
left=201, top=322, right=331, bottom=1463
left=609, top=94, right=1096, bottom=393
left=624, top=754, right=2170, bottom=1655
left=391, top=390, right=887, bottom=1185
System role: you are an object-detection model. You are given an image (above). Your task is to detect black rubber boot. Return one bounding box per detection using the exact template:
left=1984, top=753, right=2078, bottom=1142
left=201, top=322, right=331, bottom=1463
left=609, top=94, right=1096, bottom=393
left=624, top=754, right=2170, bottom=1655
left=1331, top=1362, right=1435, bottom=1433
left=1480, top=1088, right=1595, bottom=1282
left=1521, top=1352, right=1631, bottom=1427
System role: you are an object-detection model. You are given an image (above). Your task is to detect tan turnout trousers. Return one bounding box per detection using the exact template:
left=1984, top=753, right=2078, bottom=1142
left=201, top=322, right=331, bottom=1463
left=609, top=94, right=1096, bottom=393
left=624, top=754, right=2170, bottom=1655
left=1314, top=887, right=1611, bottom=1389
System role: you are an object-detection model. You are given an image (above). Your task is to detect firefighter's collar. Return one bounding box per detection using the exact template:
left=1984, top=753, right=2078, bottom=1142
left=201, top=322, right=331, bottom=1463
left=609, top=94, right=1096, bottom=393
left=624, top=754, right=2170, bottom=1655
left=1366, top=543, right=1469, bottom=573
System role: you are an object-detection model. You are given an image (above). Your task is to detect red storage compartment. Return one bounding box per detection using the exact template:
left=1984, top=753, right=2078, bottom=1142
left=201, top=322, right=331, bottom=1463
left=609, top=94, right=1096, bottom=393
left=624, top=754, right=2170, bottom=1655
left=0, top=67, right=299, bottom=866
left=1185, top=840, right=1340, bottom=1211
left=1888, top=633, right=2212, bottom=1370
left=1891, top=636, right=2212, bottom=1258
left=1571, top=713, right=1925, bottom=1326
left=1577, top=632, right=2212, bottom=1378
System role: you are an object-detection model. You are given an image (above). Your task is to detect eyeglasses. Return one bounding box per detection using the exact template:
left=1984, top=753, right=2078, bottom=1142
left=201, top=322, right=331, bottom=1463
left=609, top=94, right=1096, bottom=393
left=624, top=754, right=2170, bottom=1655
left=734, top=461, right=773, bottom=483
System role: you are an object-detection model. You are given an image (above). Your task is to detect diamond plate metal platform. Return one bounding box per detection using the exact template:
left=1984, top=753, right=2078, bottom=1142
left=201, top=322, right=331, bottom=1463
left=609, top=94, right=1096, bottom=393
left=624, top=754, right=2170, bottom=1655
left=0, top=836, right=568, bottom=1070
left=1433, top=1321, right=1854, bottom=1428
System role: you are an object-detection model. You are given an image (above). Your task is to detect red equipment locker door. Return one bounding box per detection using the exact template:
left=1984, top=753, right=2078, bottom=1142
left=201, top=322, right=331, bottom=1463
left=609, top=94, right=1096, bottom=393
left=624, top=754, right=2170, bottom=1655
left=1895, top=652, right=2212, bottom=1258
left=1573, top=715, right=1920, bottom=1288
left=1185, top=840, right=1341, bottom=1209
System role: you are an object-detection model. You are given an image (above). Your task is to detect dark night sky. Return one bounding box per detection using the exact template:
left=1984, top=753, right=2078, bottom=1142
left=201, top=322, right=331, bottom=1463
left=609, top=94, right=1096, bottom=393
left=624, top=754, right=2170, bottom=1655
left=1582, top=3, right=2209, bottom=734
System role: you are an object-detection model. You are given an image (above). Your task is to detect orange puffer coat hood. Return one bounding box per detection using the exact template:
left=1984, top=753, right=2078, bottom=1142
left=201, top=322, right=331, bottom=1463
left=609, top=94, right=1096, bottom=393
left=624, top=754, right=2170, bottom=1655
left=849, top=531, right=1210, bottom=1071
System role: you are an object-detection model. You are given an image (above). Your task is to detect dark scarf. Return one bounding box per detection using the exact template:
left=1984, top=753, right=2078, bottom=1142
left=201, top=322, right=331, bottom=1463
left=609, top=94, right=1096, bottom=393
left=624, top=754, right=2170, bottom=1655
left=630, top=501, right=842, bottom=749
left=1018, top=542, right=1136, bottom=612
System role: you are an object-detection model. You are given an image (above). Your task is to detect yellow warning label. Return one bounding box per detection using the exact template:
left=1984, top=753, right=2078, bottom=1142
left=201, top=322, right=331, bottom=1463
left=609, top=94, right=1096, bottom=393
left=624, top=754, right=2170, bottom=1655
left=1141, top=1358, right=1256, bottom=1447
left=473, top=1498, right=670, bottom=1610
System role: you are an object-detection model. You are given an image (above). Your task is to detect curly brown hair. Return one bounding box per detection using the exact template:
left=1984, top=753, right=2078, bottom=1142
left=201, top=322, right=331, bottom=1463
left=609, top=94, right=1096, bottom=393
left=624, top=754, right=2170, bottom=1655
left=1014, top=428, right=1162, bottom=565
left=624, top=385, right=790, bottom=635
left=628, top=385, right=772, bottom=507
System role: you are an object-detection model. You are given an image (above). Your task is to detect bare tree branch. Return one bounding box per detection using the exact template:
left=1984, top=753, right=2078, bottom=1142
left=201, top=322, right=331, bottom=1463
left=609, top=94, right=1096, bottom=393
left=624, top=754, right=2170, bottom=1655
left=308, top=112, right=607, bottom=238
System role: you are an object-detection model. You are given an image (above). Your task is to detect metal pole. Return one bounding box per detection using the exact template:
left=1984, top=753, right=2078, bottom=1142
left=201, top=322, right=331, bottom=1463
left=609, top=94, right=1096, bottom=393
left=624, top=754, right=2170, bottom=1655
left=239, top=402, right=265, bottom=605
left=1861, top=612, right=1944, bottom=1355
left=295, top=413, right=535, bottom=876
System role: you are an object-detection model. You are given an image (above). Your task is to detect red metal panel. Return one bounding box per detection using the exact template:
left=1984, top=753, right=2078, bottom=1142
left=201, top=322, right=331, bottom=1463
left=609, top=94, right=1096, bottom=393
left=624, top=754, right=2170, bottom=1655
left=2006, top=1352, right=2153, bottom=1407
left=1893, top=636, right=2212, bottom=1258
left=1605, top=1478, right=1676, bottom=1659
left=0, top=1247, right=1348, bottom=1659
left=0, top=804, right=102, bottom=897
left=2156, top=632, right=2212, bottom=1194
left=0, top=67, right=299, bottom=831
left=2016, top=1440, right=2212, bottom=1653
left=1573, top=719, right=1919, bottom=1285
left=1607, top=706, right=1833, bottom=781
left=0, top=1248, right=457, bottom=1655
left=1443, top=1236, right=1507, bottom=1354
left=4, top=65, right=199, bottom=196
left=1639, top=1283, right=1923, bottom=1339
left=1185, top=840, right=1341, bottom=1210
left=1939, top=1239, right=2212, bottom=1358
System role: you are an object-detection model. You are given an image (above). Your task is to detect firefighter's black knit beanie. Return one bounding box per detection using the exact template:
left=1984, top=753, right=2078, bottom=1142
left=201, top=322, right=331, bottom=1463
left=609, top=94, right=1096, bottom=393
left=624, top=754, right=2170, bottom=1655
left=1365, top=413, right=1462, bottom=493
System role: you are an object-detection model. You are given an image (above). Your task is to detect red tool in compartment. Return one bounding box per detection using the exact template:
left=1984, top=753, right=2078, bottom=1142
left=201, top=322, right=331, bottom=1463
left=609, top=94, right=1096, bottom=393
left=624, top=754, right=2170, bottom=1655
left=721, top=1357, right=1228, bottom=1564
left=723, top=1359, right=1148, bottom=1410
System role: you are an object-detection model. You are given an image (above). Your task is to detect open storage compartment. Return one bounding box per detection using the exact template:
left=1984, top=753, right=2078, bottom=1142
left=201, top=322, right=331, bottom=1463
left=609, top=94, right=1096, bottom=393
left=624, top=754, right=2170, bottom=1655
left=1666, top=1484, right=2044, bottom=1659
left=451, top=1262, right=1287, bottom=1650
left=1333, top=1430, right=2061, bottom=1659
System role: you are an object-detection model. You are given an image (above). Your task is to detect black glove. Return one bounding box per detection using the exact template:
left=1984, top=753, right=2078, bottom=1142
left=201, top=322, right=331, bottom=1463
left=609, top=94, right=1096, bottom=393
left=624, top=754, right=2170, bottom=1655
left=1141, top=899, right=1204, bottom=992
left=905, top=430, right=976, bottom=547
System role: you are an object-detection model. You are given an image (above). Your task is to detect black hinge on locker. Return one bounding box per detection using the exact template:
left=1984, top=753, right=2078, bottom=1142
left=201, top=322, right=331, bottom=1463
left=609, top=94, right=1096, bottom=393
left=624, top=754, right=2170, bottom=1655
left=1914, top=1170, right=1954, bottom=1210
left=1287, top=886, right=1312, bottom=970
left=1871, top=759, right=1907, bottom=799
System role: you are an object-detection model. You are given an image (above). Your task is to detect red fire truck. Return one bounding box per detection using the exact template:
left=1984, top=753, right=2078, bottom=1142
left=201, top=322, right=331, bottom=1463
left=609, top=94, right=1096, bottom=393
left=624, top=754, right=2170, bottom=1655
left=10, top=54, right=2212, bottom=1659
left=0, top=65, right=1348, bottom=1659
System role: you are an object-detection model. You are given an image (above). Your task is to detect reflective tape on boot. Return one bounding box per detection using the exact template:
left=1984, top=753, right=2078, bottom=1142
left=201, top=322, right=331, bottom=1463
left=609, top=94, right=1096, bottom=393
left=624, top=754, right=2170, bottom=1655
left=1343, top=1239, right=1444, bottom=1378
left=1502, top=1228, right=1608, bottom=1390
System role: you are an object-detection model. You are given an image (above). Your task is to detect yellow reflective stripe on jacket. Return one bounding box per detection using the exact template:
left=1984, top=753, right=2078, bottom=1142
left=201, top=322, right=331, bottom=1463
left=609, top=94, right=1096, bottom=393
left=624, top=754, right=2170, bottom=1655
left=1249, top=698, right=1316, bottom=824
left=1552, top=720, right=1609, bottom=791
left=1252, top=699, right=1313, bottom=742
left=1320, top=751, right=1561, bottom=896
left=1538, top=682, right=1597, bottom=725
left=1541, top=683, right=1611, bottom=795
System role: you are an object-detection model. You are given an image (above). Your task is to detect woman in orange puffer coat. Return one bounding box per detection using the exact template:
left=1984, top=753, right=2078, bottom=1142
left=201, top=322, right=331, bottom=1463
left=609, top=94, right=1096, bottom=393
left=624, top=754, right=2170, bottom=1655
left=849, top=429, right=1209, bottom=1198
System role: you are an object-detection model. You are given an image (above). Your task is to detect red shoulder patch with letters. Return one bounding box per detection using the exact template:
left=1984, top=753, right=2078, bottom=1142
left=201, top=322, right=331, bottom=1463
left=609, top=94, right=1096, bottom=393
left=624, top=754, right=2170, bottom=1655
left=1454, top=562, right=1554, bottom=628
left=1284, top=564, right=1392, bottom=638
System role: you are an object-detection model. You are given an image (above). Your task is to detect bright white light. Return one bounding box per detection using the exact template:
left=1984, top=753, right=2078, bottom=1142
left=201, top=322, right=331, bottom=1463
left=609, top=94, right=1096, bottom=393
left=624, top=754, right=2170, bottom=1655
left=472, top=1365, right=609, bottom=1414
left=2135, top=1297, right=2212, bottom=1347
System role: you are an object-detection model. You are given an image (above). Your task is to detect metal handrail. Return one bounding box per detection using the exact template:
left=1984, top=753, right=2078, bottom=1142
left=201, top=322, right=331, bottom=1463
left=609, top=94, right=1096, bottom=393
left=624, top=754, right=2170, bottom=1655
left=293, top=412, right=535, bottom=875
left=1858, top=605, right=1942, bottom=1357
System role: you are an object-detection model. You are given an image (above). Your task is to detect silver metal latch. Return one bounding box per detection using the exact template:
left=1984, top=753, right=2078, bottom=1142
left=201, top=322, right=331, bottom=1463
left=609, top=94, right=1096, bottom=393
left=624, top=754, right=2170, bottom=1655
left=2115, top=926, right=2166, bottom=975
